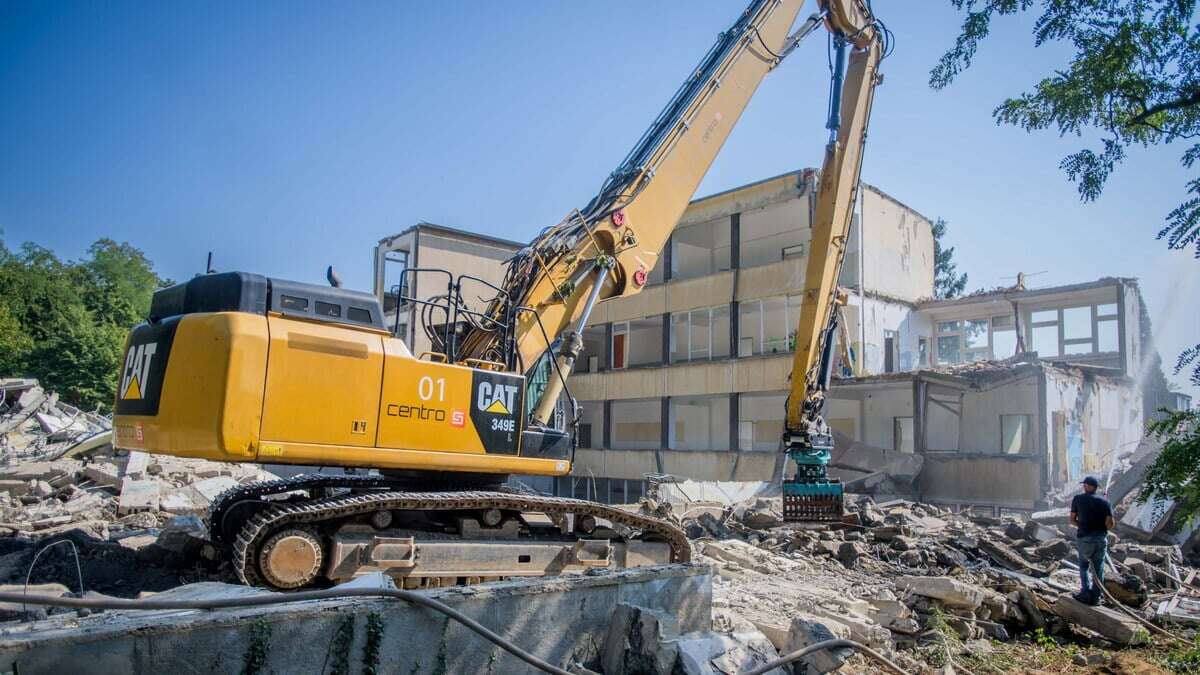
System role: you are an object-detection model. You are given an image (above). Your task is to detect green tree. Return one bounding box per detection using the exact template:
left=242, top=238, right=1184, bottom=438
left=1140, top=409, right=1200, bottom=518
left=0, top=233, right=167, bottom=411
left=932, top=0, right=1200, bottom=384
left=933, top=217, right=969, bottom=299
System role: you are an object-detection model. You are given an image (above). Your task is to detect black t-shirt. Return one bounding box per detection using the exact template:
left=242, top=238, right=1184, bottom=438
left=1071, top=492, right=1113, bottom=538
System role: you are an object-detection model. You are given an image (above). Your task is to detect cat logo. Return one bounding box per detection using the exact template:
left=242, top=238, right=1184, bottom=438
left=477, top=381, right=518, bottom=416
left=120, top=343, right=158, bottom=401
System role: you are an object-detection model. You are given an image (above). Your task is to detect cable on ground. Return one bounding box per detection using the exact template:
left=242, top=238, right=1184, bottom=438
left=740, top=638, right=911, bottom=675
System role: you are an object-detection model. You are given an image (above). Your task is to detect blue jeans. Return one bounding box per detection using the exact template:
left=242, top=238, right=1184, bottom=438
left=1077, top=534, right=1107, bottom=596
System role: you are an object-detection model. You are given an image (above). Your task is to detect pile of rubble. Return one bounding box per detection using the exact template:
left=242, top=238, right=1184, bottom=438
left=613, top=491, right=1195, bottom=673
left=0, top=379, right=275, bottom=599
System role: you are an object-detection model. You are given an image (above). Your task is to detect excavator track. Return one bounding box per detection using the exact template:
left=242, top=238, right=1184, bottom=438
left=216, top=483, right=690, bottom=588
left=206, top=473, right=427, bottom=546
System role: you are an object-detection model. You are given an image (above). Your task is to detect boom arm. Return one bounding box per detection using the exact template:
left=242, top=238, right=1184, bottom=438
left=783, top=0, right=884, bottom=520
left=455, top=0, right=815, bottom=421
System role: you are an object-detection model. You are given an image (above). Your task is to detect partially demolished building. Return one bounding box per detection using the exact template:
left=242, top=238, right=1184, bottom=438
left=372, top=169, right=1149, bottom=514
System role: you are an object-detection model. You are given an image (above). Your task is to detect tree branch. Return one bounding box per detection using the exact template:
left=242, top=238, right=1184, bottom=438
left=1128, top=88, right=1200, bottom=126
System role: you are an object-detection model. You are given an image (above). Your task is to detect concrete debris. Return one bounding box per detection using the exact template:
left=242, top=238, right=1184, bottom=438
left=682, top=490, right=1193, bottom=669
left=0, top=379, right=279, bottom=604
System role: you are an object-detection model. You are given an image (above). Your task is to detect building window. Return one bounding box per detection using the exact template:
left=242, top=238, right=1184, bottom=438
left=884, top=330, right=898, bottom=373
left=1001, top=414, right=1031, bottom=454
left=918, top=337, right=929, bottom=367
left=738, top=295, right=803, bottom=357
left=738, top=392, right=786, bottom=451
left=669, top=396, right=730, bottom=451
left=578, top=326, right=607, bottom=373
left=1097, top=303, right=1119, bottom=352
left=935, top=319, right=989, bottom=365
left=577, top=402, right=603, bottom=448
left=381, top=249, right=410, bottom=315
left=739, top=201, right=807, bottom=268
left=893, top=416, right=914, bottom=453
left=671, top=305, right=731, bottom=363
left=1028, top=309, right=1060, bottom=358
left=1027, top=302, right=1120, bottom=358
left=611, top=316, right=664, bottom=369
left=671, top=218, right=731, bottom=279
left=992, top=315, right=1017, bottom=359
left=610, top=399, right=661, bottom=450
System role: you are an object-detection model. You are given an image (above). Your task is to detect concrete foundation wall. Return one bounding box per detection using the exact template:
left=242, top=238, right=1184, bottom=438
left=0, top=567, right=712, bottom=675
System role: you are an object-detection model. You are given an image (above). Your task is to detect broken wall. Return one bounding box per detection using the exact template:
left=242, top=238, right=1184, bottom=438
left=1044, top=367, right=1142, bottom=490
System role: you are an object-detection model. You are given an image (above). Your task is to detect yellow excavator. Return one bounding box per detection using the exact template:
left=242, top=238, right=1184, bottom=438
left=112, top=0, right=887, bottom=590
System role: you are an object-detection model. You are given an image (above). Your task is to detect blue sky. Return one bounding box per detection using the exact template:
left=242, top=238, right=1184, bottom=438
left=1, top=2, right=1196, bottom=396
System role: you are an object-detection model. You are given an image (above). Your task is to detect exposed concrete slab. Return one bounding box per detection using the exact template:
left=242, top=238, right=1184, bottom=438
left=0, top=564, right=712, bottom=675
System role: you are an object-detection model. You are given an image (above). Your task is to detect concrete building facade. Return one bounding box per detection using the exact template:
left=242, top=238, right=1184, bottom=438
left=371, top=171, right=1147, bottom=514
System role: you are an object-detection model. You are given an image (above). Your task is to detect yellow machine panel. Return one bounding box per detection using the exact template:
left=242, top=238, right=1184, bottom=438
left=113, top=312, right=268, bottom=462
left=376, top=346, right=485, bottom=454
left=259, top=315, right=385, bottom=447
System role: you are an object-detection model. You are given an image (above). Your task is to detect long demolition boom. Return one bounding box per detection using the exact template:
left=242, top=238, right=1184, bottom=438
left=784, top=0, right=884, bottom=521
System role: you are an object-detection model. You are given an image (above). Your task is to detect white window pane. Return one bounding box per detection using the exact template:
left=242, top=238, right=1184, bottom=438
left=1063, top=306, right=1092, bottom=341
left=1032, top=324, right=1059, bottom=357
left=991, top=315, right=1014, bottom=329
left=670, top=314, right=688, bottom=363
left=1031, top=309, right=1057, bottom=323
left=712, top=306, right=730, bottom=358
left=992, top=329, right=1017, bottom=359
left=894, top=417, right=914, bottom=453
left=670, top=397, right=727, bottom=451
left=738, top=302, right=762, bottom=356
left=611, top=399, right=660, bottom=449
left=964, top=319, right=989, bottom=350
left=1096, top=303, right=1118, bottom=318
left=937, top=335, right=961, bottom=364
left=1064, top=340, right=1093, bottom=355
left=1098, top=319, right=1119, bottom=352
left=762, top=297, right=789, bottom=354
left=937, top=320, right=960, bottom=334
left=1001, top=415, right=1028, bottom=454
left=738, top=393, right=786, bottom=451
left=690, top=309, right=710, bottom=359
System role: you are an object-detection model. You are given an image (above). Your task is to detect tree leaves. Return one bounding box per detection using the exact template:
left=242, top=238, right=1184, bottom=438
left=933, top=218, right=969, bottom=299
left=0, top=234, right=167, bottom=412
left=934, top=0, right=1200, bottom=256
left=1140, top=409, right=1200, bottom=520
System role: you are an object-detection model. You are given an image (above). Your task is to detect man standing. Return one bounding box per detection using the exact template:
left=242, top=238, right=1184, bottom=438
left=1070, top=476, right=1115, bottom=605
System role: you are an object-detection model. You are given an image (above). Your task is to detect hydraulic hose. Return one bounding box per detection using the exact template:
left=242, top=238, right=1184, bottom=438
left=741, top=638, right=910, bottom=675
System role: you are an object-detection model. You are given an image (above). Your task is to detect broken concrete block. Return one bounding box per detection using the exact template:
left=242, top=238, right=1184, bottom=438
left=673, top=629, right=783, bottom=675
left=82, top=462, right=122, bottom=489
left=1023, top=521, right=1059, bottom=543
left=62, top=492, right=106, bottom=516
left=27, top=480, right=53, bottom=498
left=896, top=575, right=984, bottom=609
left=1035, top=538, right=1072, bottom=560
left=783, top=615, right=852, bottom=674
left=185, top=476, right=238, bottom=507
left=159, top=490, right=200, bottom=515
left=837, top=541, right=865, bottom=565
left=123, top=451, right=149, bottom=480
left=601, top=603, right=679, bottom=675
left=1050, top=594, right=1148, bottom=646
left=0, top=480, right=28, bottom=497
left=118, top=478, right=161, bottom=514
